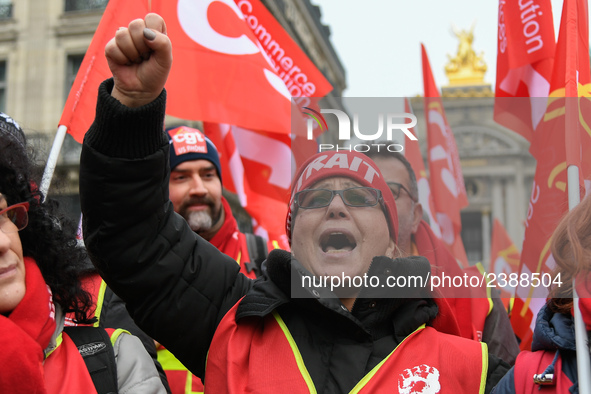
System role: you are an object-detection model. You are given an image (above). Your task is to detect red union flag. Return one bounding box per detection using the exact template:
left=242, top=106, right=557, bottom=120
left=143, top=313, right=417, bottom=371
left=421, top=44, right=469, bottom=267
left=512, top=134, right=567, bottom=350
left=494, top=0, right=555, bottom=142
left=59, top=0, right=145, bottom=142
left=61, top=0, right=325, bottom=142
left=512, top=0, right=591, bottom=351
left=556, top=0, right=591, bottom=172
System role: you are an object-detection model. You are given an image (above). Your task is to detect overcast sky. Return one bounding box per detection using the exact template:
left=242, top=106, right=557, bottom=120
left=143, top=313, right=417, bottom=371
left=311, top=1, right=569, bottom=98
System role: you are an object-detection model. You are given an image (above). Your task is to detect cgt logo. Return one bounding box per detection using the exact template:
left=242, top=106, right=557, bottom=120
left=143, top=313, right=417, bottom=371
left=169, top=127, right=209, bottom=155
left=302, top=107, right=418, bottom=152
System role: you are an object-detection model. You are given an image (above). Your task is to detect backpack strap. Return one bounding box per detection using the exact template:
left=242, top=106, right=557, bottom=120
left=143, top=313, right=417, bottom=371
left=63, top=326, right=118, bottom=394
left=245, top=233, right=268, bottom=277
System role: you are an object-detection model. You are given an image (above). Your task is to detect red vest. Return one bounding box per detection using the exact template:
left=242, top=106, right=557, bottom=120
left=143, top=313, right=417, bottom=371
left=44, top=331, right=97, bottom=394
left=513, top=351, right=573, bottom=393
left=44, top=327, right=121, bottom=394
left=205, top=303, right=488, bottom=393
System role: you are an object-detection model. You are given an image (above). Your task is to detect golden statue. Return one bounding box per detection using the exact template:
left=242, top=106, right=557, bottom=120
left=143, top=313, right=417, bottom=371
left=445, top=22, right=487, bottom=86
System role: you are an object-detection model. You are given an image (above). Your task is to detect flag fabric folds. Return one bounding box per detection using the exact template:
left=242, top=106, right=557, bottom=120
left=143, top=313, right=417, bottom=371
left=509, top=0, right=591, bottom=351
left=403, top=98, right=444, bottom=243
left=61, top=0, right=332, bottom=142
left=421, top=44, right=469, bottom=267
left=204, top=123, right=292, bottom=249
left=62, top=0, right=332, bottom=244
left=494, top=0, right=555, bottom=142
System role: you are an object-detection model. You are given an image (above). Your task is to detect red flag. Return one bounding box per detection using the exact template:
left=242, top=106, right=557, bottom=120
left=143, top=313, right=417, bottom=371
left=512, top=0, right=591, bottom=351
left=61, top=0, right=331, bottom=142
left=558, top=0, right=590, bottom=171
left=60, top=0, right=146, bottom=142
left=403, top=98, right=442, bottom=240
left=205, top=123, right=293, bottom=249
left=490, top=218, right=521, bottom=307
left=421, top=44, right=469, bottom=267
left=494, top=0, right=555, bottom=142
left=233, top=0, right=332, bottom=100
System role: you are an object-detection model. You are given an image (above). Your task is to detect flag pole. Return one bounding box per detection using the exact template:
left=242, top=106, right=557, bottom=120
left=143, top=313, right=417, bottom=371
left=40, top=125, right=68, bottom=200
left=567, top=165, right=591, bottom=393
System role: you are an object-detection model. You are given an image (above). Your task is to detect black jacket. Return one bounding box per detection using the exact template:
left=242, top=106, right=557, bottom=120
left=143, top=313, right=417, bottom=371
left=80, top=79, right=508, bottom=393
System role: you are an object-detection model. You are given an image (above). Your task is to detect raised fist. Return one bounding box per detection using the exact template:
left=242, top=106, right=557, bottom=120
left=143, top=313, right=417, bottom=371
left=105, top=12, right=172, bottom=108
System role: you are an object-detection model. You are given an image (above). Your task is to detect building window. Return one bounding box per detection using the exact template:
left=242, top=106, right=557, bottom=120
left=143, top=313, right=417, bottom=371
left=64, top=0, right=108, bottom=12
left=0, top=1, right=12, bottom=20
left=461, top=211, right=484, bottom=264
left=0, top=61, right=7, bottom=113
left=65, top=54, right=84, bottom=103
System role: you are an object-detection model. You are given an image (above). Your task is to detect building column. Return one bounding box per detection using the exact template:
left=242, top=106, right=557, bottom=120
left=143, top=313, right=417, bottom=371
left=514, top=162, right=526, bottom=249
left=505, top=178, right=519, bottom=248
left=482, top=209, right=491, bottom=269
left=491, top=178, right=504, bottom=221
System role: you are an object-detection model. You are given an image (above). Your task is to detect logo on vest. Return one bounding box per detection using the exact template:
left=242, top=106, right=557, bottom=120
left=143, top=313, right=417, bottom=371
left=398, top=364, right=441, bottom=394
left=77, top=342, right=107, bottom=358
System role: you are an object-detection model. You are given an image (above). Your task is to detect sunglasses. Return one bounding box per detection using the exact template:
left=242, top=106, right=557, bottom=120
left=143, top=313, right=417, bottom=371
left=295, top=187, right=382, bottom=209
left=386, top=182, right=418, bottom=202
left=0, top=202, right=29, bottom=233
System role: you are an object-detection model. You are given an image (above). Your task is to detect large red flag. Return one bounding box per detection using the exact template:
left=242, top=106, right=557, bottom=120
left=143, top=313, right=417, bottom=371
left=512, top=0, right=591, bottom=351
left=494, top=0, right=555, bottom=142
left=421, top=44, right=469, bottom=267
left=196, top=0, right=331, bottom=248
left=61, top=0, right=323, bottom=142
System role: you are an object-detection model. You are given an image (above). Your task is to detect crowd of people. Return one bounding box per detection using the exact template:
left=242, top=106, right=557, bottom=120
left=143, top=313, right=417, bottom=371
left=1, top=11, right=589, bottom=394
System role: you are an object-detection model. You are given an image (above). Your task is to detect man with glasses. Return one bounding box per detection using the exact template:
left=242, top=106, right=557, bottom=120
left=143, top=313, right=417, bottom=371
left=366, top=151, right=422, bottom=256
left=367, top=149, right=520, bottom=366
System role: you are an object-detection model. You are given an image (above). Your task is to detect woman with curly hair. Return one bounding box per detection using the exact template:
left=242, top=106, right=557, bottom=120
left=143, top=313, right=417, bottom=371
left=493, top=195, right=591, bottom=393
left=0, top=113, right=167, bottom=394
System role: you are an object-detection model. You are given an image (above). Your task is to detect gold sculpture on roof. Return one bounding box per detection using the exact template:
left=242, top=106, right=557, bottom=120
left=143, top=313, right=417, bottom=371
left=445, top=23, right=487, bottom=86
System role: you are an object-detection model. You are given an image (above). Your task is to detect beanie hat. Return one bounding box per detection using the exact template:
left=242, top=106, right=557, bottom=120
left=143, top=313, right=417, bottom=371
left=0, top=112, right=25, bottom=151
left=286, top=151, right=398, bottom=244
left=166, top=126, right=222, bottom=181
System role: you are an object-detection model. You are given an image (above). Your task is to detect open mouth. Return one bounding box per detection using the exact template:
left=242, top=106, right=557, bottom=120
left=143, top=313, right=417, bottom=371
left=320, top=232, right=357, bottom=253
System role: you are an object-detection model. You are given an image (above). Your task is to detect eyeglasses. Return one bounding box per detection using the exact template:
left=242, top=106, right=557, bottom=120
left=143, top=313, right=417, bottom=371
left=0, top=202, right=29, bottom=233
left=386, top=182, right=418, bottom=202
left=295, top=187, right=382, bottom=209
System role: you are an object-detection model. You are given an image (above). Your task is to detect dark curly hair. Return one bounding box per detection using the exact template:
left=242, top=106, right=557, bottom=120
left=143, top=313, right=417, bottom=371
left=0, top=122, right=94, bottom=324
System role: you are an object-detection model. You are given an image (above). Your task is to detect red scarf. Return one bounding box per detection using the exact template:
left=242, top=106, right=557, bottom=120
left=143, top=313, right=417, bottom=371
left=0, top=257, right=56, bottom=394
left=209, top=196, right=243, bottom=262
